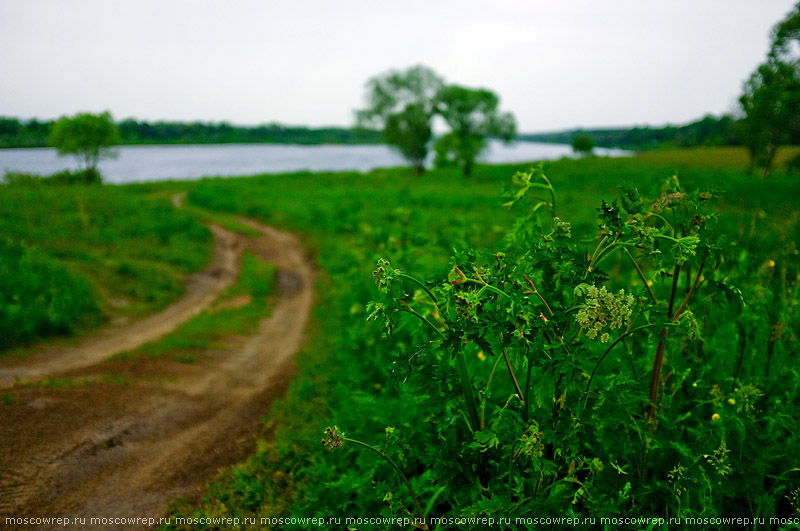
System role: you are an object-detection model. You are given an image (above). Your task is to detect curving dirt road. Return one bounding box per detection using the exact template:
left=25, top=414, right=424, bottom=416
left=0, top=212, right=315, bottom=529
left=0, top=224, right=243, bottom=391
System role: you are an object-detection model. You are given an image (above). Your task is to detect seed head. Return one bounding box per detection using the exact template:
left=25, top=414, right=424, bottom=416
left=373, top=259, right=400, bottom=293
left=519, top=423, right=544, bottom=458
left=553, top=217, right=572, bottom=238
left=322, top=426, right=344, bottom=450
left=652, top=191, right=685, bottom=212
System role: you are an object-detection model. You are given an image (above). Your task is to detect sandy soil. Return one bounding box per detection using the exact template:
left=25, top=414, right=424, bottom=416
left=0, top=214, right=315, bottom=529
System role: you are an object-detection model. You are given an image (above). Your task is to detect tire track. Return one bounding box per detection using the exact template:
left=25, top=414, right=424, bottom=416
left=0, top=213, right=315, bottom=529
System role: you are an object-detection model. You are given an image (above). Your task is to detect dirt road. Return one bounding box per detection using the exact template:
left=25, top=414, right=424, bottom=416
left=0, top=215, right=314, bottom=529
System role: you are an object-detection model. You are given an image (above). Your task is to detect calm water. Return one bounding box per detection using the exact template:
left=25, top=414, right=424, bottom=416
left=0, top=141, right=629, bottom=184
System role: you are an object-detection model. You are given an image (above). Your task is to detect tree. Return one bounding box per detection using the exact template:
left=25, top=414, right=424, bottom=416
left=571, top=134, right=595, bottom=156
left=738, top=2, right=800, bottom=176
left=48, top=111, right=121, bottom=183
left=356, top=66, right=443, bottom=174
left=433, top=85, right=516, bottom=177
left=771, top=1, right=800, bottom=63
left=739, top=61, right=800, bottom=176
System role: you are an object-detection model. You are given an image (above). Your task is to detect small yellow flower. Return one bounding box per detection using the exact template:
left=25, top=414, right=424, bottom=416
left=711, top=413, right=721, bottom=422
left=646, top=280, right=654, bottom=287
left=768, top=260, right=776, bottom=267
left=477, top=351, right=486, bottom=361
left=728, top=398, right=736, bottom=405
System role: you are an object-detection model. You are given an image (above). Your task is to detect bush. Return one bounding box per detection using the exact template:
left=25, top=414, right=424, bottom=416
left=3, top=168, right=102, bottom=186
left=0, top=238, right=99, bottom=348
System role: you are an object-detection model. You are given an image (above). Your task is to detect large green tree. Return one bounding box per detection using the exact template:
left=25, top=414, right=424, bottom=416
left=433, top=85, right=516, bottom=177
left=49, top=111, right=121, bottom=183
left=356, top=66, right=443, bottom=174
left=771, top=1, right=800, bottom=62
left=738, top=2, right=800, bottom=176
left=738, top=60, right=800, bottom=176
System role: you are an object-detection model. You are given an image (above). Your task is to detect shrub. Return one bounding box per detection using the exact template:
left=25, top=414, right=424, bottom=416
left=0, top=238, right=99, bottom=348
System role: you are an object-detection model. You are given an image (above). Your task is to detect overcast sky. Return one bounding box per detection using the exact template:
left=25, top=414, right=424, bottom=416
left=1, top=0, right=796, bottom=132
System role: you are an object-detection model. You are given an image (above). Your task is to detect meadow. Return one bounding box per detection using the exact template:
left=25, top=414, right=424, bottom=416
left=2, top=148, right=799, bottom=528
left=0, top=183, right=211, bottom=350
left=161, top=149, right=798, bottom=528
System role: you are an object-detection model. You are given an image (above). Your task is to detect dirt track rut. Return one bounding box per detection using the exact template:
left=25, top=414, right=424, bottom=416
left=0, top=215, right=315, bottom=529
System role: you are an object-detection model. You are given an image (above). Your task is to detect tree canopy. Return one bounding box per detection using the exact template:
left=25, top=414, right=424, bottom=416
left=433, top=84, right=516, bottom=177
left=738, top=2, right=800, bottom=176
left=771, top=1, right=800, bottom=63
left=356, top=65, right=443, bottom=173
left=48, top=112, right=121, bottom=182
left=357, top=66, right=516, bottom=176
left=738, top=60, right=800, bottom=176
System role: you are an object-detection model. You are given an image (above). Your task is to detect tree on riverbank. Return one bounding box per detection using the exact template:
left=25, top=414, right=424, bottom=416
left=572, top=134, right=595, bottom=156
left=356, top=66, right=444, bottom=174
left=433, top=84, right=516, bottom=177
left=357, top=66, right=516, bottom=177
left=49, top=112, right=120, bottom=183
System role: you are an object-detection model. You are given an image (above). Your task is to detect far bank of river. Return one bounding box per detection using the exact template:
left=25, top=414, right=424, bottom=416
left=0, top=141, right=630, bottom=184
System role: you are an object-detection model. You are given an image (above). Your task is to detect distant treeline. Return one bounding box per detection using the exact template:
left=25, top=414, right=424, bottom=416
left=0, top=117, right=382, bottom=148
left=1, top=114, right=769, bottom=151
left=519, top=114, right=742, bottom=151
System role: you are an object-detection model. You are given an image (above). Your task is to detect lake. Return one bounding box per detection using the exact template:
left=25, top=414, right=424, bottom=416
left=0, top=141, right=629, bottom=184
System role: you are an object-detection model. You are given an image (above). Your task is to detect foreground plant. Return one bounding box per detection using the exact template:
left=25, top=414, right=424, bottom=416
left=322, top=426, right=428, bottom=528
left=324, top=165, right=795, bottom=524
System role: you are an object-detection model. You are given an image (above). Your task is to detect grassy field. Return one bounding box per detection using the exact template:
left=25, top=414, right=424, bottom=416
left=0, top=183, right=211, bottom=350
left=153, top=148, right=799, bottom=528
left=3, top=147, right=798, bottom=526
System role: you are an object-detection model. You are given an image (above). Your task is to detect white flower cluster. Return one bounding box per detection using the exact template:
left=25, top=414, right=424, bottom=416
left=575, top=286, right=635, bottom=342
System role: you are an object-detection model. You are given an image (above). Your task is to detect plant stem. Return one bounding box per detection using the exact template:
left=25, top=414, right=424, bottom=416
left=582, top=323, right=662, bottom=413
left=399, top=273, right=440, bottom=306
left=647, top=263, right=681, bottom=423
left=523, top=274, right=553, bottom=316
left=455, top=352, right=481, bottom=432
left=398, top=302, right=446, bottom=339
left=476, top=283, right=511, bottom=300
left=502, top=348, right=525, bottom=403
left=523, top=347, right=534, bottom=425
left=591, top=240, right=619, bottom=268
left=455, top=352, right=489, bottom=489
left=482, top=354, right=506, bottom=429
left=672, top=252, right=708, bottom=322
left=623, top=247, right=658, bottom=304
left=589, top=235, right=608, bottom=268
left=344, top=438, right=428, bottom=525
left=732, top=321, right=747, bottom=386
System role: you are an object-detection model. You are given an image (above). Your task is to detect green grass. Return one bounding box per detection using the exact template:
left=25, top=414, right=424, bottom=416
left=222, top=251, right=277, bottom=300
left=0, top=238, right=99, bottom=349
left=157, top=147, right=800, bottom=528
left=3, top=147, right=797, bottom=525
left=0, top=183, right=212, bottom=351
left=116, top=251, right=276, bottom=362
